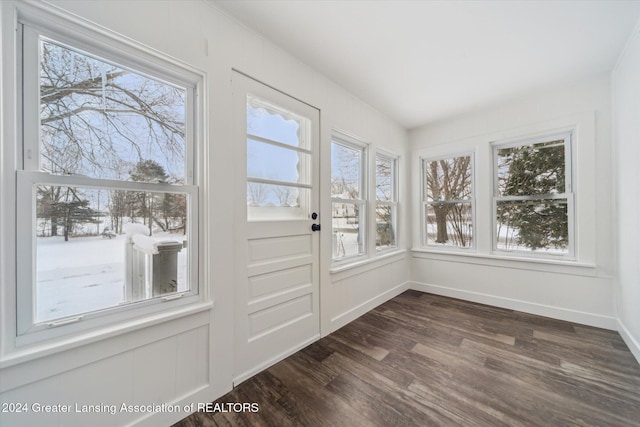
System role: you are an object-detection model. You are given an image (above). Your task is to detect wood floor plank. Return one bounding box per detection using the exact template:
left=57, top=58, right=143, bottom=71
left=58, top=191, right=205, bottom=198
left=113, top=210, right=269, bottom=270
left=484, top=356, right=640, bottom=425
left=173, top=292, right=640, bottom=427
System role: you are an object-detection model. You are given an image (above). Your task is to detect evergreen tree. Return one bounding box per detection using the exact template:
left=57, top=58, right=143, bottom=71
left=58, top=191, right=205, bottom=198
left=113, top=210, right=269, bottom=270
left=498, top=141, right=568, bottom=250
left=130, top=160, right=168, bottom=235
left=50, top=198, right=102, bottom=242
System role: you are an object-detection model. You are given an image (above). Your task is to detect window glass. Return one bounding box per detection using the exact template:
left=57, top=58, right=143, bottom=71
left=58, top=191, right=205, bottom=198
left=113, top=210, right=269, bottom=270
left=376, top=154, right=397, bottom=251
left=18, top=29, right=198, bottom=336
left=331, top=142, right=362, bottom=199
left=34, top=184, right=189, bottom=323
left=425, top=202, right=473, bottom=247
left=496, top=140, right=565, bottom=197
left=375, top=204, right=396, bottom=249
left=494, top=135, right=570, bottom=256
left=496, top=199, right=568, bottom=253
left=331, top=137, right=366, bottom=261
left=423, top=155, right=473, bottom=248
left=425, top=156, right=472, bottom=202
left=332, top=202, right=365, bottom=259
left=376, top=156, right=393, bottom=202
left=39, top=39, right=187, bottom=182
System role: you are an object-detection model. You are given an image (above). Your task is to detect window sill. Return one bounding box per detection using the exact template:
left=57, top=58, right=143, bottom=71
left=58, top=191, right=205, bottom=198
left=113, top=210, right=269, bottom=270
left=411, top=248, right=597, bottom=277
left=1, top=301, right=213, bottom=369
left=331, top=249, right=407, bottom=281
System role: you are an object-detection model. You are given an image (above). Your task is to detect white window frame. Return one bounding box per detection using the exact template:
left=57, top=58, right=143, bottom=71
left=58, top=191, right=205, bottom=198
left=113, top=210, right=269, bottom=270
left=421, top=152, right=475, bottom=251
left=375, top=152, right=398, bottom=252
left=15, top=19, right=204, bottom=345
left=331, top=133, right=368, bottom=264
left=491, top=131, right=574, bottom=260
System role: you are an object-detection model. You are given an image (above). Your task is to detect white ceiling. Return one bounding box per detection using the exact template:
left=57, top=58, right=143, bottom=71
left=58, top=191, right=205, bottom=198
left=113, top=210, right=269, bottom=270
left=213, top=0, right=640, bottom=129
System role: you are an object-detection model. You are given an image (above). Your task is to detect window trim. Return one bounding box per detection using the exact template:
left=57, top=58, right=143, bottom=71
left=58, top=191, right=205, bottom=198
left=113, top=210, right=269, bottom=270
left=14, top=19, right=204, bottom=345
left=375, top=151, right=398, bottom=252
left=421, top=151, right=476, bottom=251
left=491, top=131, right=575, bottom=260
left=331, top=132, right=369, bottom=265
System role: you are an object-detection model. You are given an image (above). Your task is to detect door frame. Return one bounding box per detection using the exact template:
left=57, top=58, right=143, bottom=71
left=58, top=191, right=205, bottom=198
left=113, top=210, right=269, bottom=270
left=231, top=70, right=324, bottom=384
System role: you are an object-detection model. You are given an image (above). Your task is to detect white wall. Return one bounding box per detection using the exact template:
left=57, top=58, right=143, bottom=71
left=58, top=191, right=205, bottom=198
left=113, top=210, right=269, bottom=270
left=409, top=74, right=616, bottom=329
left=612, top=20, right=640, bottom=361
left=0, top=1, right=409, bottom=426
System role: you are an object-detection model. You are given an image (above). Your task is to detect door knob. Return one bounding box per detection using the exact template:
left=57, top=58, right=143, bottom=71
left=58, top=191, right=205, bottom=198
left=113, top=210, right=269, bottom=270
left=311, top=224, right=321, bottom=232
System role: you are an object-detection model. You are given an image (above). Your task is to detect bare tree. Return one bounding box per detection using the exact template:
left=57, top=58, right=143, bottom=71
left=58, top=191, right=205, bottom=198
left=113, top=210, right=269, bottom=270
left=272, top=185, right=296, bottom=206
left=375, top=157, right=394, bottom=247
left=247, top=183, right=268, bottom=206
left=331, top=143, right=362, bottom=199
left=40, top=39, right=186, bottom=179
left=426, top=156, right=472, bottom=246
left=36, top=39, right=189, bottom=240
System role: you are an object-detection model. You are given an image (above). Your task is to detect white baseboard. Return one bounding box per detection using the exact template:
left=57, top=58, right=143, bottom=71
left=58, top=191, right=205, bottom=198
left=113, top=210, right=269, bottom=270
left=329, top=281, right=410, bottom=333
left=409, top=281, right=618, bottom=330
left=133, top=384, right=213, bottom=427
left=617, top=319, right=640, bottom=365
left=232, top=334, right=320, bottom=387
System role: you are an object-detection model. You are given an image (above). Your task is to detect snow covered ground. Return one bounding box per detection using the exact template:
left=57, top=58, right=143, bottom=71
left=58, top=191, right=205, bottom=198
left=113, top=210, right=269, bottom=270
left=425, top=222, right=566, bottom=254
left=36, top=233, right=187, bottom=323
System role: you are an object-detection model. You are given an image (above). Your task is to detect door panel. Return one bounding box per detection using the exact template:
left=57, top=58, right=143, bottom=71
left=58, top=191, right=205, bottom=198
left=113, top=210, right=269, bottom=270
left=248, top=265, right=312, bottom=299
left=233, top=73, right=320, bottom=384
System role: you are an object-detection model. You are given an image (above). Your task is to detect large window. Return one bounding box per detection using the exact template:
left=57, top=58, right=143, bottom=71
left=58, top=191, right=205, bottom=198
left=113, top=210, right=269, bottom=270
left=422, top=154, right=474, bottom=249
left=493, top=132, right=573, bottom=257
left=17, top=25, right=200, bottom=337
left=375, top=153, right=397, bottom=251
left=331, top=136, right=367, bottom=261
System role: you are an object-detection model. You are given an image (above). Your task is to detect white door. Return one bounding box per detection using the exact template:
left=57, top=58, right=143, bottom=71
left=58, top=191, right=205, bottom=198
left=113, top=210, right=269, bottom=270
left=233, top=73, right=321, bottom=384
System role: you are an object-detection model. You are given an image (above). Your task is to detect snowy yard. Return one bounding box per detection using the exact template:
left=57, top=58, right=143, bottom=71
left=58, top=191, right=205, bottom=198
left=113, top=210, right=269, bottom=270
left=36, top=233, right=187, bottom=323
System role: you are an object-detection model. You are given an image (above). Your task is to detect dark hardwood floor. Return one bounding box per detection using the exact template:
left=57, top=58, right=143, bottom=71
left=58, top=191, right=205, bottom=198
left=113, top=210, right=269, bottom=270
left=173, top=291, right=640, bottom=426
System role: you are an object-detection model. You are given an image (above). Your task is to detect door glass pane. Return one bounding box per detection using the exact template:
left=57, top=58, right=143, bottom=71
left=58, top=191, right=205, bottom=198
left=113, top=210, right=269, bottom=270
left=496, top=199, right=568, bottom=254
left=247, top=95, right=307, bottom=149
left=247, top=183, right=308, bottom=219
left=247, top=182, right=303, bottom=207
left=35, top=185, right=189, bottom=323
left=39, top=39, right=187, bottom=182
left=247, top=139, right=310, bottom=185
left=246, top=95, right=313, bottom=220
